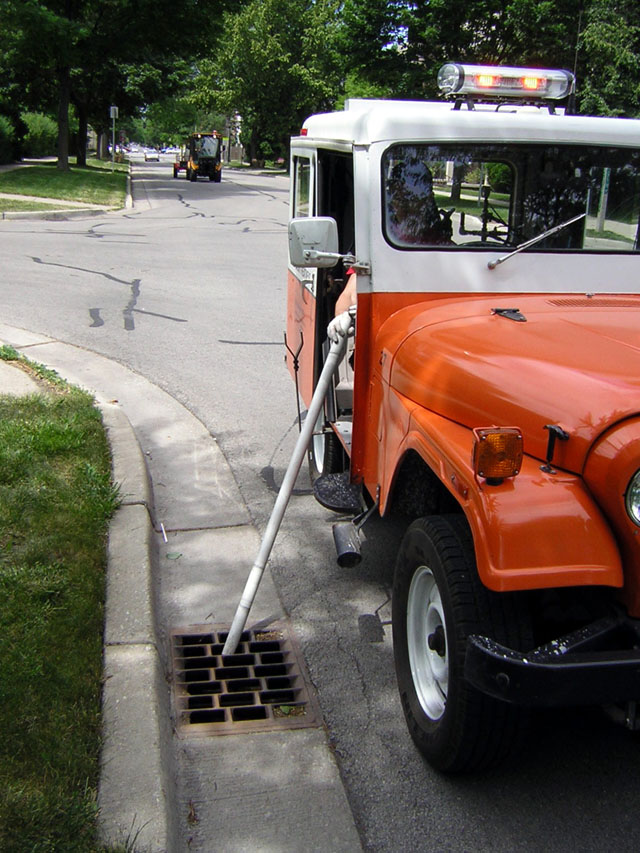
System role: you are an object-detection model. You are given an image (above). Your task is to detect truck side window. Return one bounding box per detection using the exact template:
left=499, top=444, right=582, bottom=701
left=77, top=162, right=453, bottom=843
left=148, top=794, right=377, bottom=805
left=317, top=150, right=355, bottom=255
left=317, top=150, right=356, bottom=318
left=384, top=148, right=448, bottom=245
left=293, top=157, right=312, bottom=217
left=382, top=144, right=513, bottom=248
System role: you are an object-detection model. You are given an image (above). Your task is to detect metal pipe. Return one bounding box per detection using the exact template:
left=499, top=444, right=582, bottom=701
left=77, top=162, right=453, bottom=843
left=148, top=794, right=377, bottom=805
left=222, top=329, right=351, bottom=655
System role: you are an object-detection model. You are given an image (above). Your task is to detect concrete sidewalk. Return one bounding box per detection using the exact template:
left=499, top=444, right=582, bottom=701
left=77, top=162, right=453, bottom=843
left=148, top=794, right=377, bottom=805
left=0, top=325, right=362, bottom=852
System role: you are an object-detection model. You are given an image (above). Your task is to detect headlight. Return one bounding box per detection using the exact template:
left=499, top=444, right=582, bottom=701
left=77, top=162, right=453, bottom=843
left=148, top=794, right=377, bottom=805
left=625, top=469, right=640, bottom=525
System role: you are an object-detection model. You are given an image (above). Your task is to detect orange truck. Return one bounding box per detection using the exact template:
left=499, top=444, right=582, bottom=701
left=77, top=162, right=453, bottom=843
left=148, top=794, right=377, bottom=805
left=173, top=131, right=223, bottom=182
left=286, top=64, right=640, bottom=772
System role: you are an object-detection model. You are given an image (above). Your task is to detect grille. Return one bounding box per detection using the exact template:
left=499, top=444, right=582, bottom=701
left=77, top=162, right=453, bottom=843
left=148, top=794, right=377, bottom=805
left=548, top=297, right=640, bottom=308
left=171, top=623, right=321, bottom=734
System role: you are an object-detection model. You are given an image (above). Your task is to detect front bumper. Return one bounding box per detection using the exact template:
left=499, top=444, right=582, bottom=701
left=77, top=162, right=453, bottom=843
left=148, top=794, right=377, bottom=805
left=465, top=613, right=640, bottom=707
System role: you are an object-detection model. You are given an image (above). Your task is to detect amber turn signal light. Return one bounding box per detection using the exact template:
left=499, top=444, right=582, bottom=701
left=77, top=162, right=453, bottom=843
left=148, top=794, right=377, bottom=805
left=472, top=428, right=523, bottom=483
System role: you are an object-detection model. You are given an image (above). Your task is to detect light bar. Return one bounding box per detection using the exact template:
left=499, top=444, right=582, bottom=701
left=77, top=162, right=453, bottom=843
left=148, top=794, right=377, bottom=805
left=438, top=63, right=575, bottom=102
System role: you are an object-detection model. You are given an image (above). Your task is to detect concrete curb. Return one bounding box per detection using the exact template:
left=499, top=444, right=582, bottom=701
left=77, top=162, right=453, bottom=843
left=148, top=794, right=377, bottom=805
left=97, top=404, right=174, bottom=853
left=1, top=207, right=116, bottom=221
left=126, top=163, right=133, bottom=209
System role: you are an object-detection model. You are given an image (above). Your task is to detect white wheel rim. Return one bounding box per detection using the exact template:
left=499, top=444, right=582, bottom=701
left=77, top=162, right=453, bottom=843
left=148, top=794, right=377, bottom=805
left=407, top=565, right=448, bottom=720
left=312, top=410, right=325, bottom=474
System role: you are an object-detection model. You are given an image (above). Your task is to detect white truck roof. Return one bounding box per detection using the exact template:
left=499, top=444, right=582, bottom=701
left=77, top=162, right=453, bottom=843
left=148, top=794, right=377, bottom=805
left=298, top=98, right=640, bottom=148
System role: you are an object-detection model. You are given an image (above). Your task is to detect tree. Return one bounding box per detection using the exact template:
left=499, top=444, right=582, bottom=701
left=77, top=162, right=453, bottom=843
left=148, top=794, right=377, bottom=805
left=579, top=0, right=640, bottom=115
left=339, top=0, right=584, bottom=100
left=122, top=96, right=226, bottom=148
left=0, top=0, right=235, bottom=170
left=197, top=0, right=343, bottom=163
left=338, top=0, right=411, bottom=97
left=0, top=1, right=66, bottom=160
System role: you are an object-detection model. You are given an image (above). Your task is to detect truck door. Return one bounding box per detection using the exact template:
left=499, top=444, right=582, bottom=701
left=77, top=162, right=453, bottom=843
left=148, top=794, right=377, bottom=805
left=286, top=149, right=355, bottom=402
left=286, top=151, right=317, bottom=407
left=286, top=147, right=356, bottom=480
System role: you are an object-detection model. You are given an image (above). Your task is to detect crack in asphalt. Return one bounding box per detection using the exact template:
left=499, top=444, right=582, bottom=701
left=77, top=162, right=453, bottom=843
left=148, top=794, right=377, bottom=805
left=31, top=254, right=133, bottom=286
left=176, top=194, right=206, bottom=217
left=30, top=255, right=186, bottom=331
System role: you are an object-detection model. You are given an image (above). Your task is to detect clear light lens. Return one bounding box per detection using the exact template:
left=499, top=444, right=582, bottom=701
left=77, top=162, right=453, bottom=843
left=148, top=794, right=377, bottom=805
left=437, top=64, right=463, bottom=94
left=625, top=470, right=640, bottom=525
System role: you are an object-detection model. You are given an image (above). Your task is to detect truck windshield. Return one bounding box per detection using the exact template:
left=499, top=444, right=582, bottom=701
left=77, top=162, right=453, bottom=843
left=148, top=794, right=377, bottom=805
left=382, top=143, right=640, bottom=253
left=199, top=136, right=219, bottom=157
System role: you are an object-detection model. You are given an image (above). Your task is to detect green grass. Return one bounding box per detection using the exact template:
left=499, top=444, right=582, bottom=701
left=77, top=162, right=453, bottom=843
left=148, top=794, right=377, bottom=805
left=433, top=191, right=509, bottom=220
left=0, top=347, right=122, bottom=852
left=586, top=228, right=633, bottom=244
left=0, top=159, right=128, bottom=207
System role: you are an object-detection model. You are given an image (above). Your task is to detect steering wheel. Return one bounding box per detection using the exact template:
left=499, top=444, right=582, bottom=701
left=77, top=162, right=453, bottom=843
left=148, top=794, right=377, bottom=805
left=459, top=239, right=502, bottom=246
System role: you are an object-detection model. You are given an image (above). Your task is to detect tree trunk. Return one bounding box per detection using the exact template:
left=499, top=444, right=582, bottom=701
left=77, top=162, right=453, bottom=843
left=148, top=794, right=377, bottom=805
left=248, top=127, right=259, bottom=164
left=57, top=67, right=71, bottom=171
left=98, top=132, right=109, bottom=160
left=75, top=103, right=88, bottom=167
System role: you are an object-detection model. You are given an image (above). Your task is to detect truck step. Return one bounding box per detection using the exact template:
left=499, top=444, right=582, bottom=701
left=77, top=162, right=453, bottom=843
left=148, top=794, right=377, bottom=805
left=313, top=472, right=363, bottom=513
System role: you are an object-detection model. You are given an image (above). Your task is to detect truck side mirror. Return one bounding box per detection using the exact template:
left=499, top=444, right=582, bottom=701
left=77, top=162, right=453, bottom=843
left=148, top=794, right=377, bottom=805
left=289, top=217, right=340, bottom=268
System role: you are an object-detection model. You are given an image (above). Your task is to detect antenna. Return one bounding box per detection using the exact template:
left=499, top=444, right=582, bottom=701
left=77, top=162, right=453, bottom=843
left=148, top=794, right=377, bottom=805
left=569, top=7, right=584, bottom=114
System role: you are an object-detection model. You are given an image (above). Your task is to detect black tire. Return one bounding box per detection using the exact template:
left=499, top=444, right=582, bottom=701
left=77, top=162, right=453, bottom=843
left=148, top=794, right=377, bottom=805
left=307, top=408, right=344, bottom=482
left=392, top=514, right=532, bottom=773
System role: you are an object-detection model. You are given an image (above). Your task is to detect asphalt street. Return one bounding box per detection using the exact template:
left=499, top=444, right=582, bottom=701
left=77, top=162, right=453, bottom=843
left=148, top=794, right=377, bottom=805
left=2, top=156, right=640, bottom=851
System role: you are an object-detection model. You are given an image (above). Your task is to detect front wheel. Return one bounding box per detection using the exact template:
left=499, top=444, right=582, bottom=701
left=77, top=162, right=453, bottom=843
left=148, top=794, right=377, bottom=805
left=307, top=409, right=344, bottom=482
left=392, top=515, right=531, bottom=773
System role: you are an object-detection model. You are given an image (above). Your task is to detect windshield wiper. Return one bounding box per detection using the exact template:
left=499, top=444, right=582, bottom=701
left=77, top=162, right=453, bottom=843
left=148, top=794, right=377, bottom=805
left=487, top=212, right=586, bottom=270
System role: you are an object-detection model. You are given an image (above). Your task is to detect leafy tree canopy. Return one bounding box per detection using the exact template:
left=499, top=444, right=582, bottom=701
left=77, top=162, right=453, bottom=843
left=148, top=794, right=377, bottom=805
left=579, top=0, right=640, bottom=115
left=339, top=0, right=640, bottom=115
left=122, top=98, right=226, bottom=148
left=0, top=0, right=235, bottom=167
left=195, top=0, right=343, bottom=162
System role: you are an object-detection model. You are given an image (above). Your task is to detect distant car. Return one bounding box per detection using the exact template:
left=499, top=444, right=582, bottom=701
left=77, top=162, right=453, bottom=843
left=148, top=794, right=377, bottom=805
left=144, top=149, right=159, bottom=161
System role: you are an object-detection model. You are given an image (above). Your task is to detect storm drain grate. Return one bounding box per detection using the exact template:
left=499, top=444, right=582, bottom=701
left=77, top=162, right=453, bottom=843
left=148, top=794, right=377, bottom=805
left=170, top=623, right=322, bottom=734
